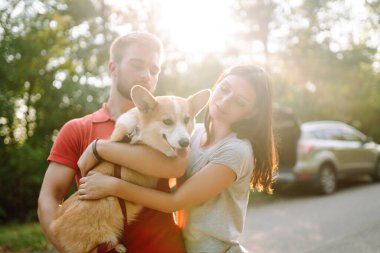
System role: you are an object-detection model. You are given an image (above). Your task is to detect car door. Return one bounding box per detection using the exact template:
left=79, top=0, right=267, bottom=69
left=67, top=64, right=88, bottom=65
left=340, top=126, right=377, bottom=170
left=323, top=128, right=354, bottom=170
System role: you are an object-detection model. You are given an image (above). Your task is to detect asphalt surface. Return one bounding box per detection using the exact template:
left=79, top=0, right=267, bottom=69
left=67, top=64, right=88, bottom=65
left=241, top=179, right=380, bottom=253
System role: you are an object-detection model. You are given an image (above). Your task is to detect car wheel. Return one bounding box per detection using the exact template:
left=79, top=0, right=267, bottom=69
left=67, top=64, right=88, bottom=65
left=372, top=159, right=380, bottom=182
left=318, top=164, right=337, bottom=195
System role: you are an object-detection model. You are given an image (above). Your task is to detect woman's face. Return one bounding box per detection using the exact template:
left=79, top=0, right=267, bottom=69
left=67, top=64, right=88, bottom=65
left=209, top=74, right=256, bottom=126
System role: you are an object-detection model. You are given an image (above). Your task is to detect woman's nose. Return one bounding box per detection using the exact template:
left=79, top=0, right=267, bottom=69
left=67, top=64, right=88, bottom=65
left=140, top=69, right=151, bottom=80
left=220, top=94, right=232, bottom=106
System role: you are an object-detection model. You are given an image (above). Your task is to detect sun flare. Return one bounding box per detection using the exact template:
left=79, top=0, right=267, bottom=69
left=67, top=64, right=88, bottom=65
left=155, top=0, right=236, bottom=55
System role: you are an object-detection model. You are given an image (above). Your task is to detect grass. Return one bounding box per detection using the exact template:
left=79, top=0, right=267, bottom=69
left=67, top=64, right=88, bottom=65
left=0, top=222, right=51, bottom=253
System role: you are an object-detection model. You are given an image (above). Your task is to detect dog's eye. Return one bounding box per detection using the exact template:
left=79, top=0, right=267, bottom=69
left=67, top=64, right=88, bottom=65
left=184, top=116, right=190, bottom=124
left=163, top=118, right=174, bottom=126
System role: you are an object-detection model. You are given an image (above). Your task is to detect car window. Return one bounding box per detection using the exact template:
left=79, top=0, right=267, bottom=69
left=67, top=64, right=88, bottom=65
left=301, top=131, right=313, bottom=139
left=311, top=130, right=326, bottom=139
left=340, top=127, right=365, bottom=142
left=302, top=129, right=332, bottom=140
left=324, top=128, right=345, bottom=141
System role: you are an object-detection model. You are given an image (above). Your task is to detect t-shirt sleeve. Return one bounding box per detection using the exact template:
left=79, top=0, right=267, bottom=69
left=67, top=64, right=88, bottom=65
left=47, top=119, right=84, bottom=171
left=208, top=139, right=253, bottom=179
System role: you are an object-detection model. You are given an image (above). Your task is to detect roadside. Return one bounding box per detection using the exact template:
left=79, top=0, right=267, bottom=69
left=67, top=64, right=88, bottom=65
left=242, top=178, right=380, bottom=253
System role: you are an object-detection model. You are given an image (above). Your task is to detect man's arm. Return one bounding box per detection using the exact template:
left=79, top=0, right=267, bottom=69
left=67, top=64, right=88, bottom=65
left=78, top=140, right=188, bottom=177
left=37, top=162, right=76, bottom=252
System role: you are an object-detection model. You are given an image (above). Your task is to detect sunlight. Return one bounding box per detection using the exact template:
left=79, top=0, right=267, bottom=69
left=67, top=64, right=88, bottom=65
left=155, top=0, right=236, bottom=55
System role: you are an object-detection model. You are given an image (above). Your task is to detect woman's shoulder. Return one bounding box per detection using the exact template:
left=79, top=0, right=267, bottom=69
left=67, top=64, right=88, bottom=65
left=225, top=135, right=252, bottom=153
left=209, top=136, right=253, bottom=163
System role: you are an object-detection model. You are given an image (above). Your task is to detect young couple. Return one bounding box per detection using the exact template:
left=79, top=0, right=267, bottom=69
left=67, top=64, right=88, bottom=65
left=38, top=32, right=277, bottom=253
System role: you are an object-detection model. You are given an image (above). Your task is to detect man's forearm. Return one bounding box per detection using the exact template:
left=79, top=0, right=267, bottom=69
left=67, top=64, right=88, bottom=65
left=38, top=162, right=76, bottom=252
left=37, top=198, right=64, bottom=252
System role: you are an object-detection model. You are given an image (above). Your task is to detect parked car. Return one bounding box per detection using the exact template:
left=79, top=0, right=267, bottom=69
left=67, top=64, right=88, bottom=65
left=274, top=118, right=380, bottom=194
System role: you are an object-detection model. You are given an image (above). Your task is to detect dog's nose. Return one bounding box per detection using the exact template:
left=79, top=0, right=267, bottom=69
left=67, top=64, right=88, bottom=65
left=179, top=138, right=190, bottom=148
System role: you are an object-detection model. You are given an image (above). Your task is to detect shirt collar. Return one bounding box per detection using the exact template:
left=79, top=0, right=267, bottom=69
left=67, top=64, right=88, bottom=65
left=92, top=103, right=114, bottom=123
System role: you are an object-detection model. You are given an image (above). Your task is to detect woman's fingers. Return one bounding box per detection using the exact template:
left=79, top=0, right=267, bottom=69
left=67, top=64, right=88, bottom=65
left=87, top=170, right=97, bottom=176
left=78, top=171, right=115, bottom=200
left=78, top=188, right=87, bottom=199
left=79, top=176, right=86, bottom=184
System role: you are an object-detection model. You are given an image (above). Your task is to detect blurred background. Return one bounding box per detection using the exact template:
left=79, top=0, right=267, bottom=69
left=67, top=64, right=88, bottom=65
left=0, top=0, right=379, bottom=251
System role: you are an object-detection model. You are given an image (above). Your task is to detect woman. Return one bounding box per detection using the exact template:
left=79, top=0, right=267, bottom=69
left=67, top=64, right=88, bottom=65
left=78, top=65, right=278, bottom=252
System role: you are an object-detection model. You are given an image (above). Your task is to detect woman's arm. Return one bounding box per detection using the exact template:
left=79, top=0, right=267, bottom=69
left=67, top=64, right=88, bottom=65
left=79, top=162, right=236, bottom=213
left=78, top=139, right=188, bottom=178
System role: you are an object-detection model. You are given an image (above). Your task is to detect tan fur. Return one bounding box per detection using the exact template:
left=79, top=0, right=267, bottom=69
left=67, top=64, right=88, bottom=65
left=51, top=86, right=211, bottom=253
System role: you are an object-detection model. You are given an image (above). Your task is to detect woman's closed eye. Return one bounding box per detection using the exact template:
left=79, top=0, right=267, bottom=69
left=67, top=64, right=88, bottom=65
left=235, top=98, right=247, bottom=107
left=219, top=84, right=230, bottom=93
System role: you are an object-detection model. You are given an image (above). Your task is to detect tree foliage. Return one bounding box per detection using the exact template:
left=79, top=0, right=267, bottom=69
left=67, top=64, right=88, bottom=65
left=0, top=0, right=115, bottom=221
left=271, top=0, right=380, bottom=139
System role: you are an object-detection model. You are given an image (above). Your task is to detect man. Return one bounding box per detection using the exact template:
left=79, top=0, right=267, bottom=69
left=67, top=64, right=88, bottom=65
left=38, top=32, right=187, bottom=253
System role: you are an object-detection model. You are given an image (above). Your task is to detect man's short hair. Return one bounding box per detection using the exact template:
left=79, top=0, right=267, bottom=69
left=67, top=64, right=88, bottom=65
left=109, top=32, right=163, bottom=64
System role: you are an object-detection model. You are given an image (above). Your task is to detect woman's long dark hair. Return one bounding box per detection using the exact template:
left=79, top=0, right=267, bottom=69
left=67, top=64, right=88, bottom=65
left=204, top=65, right=278, bottom=193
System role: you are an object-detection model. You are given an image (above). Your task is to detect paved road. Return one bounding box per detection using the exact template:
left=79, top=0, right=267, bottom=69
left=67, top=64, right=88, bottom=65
left=241, top=180, right=380, bottom=253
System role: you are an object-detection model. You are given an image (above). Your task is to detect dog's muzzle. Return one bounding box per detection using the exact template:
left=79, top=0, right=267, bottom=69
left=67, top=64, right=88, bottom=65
left=162, top=134, right=189, bottom=158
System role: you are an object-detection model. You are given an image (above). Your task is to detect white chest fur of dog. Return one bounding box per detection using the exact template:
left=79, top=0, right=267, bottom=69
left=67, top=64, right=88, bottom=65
left=50, top=85, right=211, bottom=253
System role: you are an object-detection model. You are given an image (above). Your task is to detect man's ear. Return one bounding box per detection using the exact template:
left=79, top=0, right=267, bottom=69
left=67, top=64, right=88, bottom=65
left=130, top=85, right=158, bottom=114
left=108, top=61, right=117, bottom=79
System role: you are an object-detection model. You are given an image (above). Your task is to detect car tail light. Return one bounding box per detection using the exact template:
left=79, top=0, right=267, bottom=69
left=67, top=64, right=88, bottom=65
left=297, top=171, right=311, bottom=181
left=298, top=143, right=314, bottom=154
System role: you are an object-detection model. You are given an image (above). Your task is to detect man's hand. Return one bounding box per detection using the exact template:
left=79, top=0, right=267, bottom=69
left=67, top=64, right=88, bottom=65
left=78, top=140, right=100, bottom=176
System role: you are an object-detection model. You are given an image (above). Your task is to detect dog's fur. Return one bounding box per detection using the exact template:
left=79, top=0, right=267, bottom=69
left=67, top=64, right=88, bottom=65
left=50, top=85, right=211, bottom=253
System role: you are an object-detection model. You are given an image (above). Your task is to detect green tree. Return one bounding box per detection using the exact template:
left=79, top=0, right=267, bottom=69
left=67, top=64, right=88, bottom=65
left=234, top=0, right=277, bottom=66
left=270, top=0, right=380, bottom=140
left=0, top=0, right=123, bottom=222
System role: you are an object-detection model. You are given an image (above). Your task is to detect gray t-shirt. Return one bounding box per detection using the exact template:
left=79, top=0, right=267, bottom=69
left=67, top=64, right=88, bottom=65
left=180, top=124, right=254, bottom=253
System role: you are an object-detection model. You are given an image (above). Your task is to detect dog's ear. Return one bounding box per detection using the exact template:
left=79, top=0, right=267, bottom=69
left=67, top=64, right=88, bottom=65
left=131, top=85, right=158, bottom=114
left=187, top=89, right=211, bottom=117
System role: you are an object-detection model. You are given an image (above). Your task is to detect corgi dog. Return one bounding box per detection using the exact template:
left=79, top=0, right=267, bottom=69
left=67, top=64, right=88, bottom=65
left=50, top=85, right=211, bottom=253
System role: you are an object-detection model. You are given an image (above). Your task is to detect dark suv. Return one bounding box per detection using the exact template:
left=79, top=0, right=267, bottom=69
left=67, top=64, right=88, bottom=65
left=274, top=111, right=380, bottom=194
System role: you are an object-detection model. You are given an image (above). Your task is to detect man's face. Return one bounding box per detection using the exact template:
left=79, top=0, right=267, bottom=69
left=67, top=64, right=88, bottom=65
left=112, top=43, right=161, bottom=100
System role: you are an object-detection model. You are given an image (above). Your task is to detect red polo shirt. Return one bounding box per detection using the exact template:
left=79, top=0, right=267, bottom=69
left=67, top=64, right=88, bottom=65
left=48, top=104, right=186, bottom=253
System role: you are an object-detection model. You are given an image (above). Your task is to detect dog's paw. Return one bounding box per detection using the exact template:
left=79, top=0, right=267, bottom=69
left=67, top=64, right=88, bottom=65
left=115, top=244, right=127, bottom=253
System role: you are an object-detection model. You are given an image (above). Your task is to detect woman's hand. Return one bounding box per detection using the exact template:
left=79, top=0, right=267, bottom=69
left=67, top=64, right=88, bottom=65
left=78, top=140, right=100, bottom=176
left=78, top=171, right=118, bottom=200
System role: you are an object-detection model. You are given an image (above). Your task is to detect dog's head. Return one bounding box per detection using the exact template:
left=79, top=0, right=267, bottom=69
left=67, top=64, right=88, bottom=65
left=131, top=85, right=211, bottom=157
